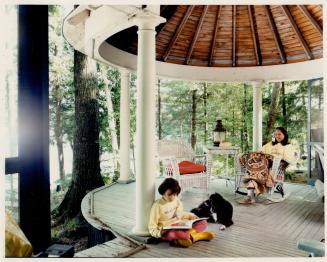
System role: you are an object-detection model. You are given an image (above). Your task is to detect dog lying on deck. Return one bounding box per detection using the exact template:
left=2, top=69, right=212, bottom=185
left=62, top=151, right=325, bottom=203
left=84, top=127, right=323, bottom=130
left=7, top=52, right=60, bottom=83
left=190, top=192, right=234, bottom=230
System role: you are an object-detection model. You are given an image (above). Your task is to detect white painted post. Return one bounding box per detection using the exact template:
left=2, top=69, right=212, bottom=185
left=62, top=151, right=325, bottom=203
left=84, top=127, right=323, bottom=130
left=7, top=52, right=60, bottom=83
left=118, top=68, right=133, bottom=183
left=252, top=80, right=263, bottom=151
left=132, top=10, right=165, bottom=236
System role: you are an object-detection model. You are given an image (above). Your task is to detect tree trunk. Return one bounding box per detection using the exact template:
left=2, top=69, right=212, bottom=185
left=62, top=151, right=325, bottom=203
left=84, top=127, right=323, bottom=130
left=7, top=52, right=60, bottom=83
left=203, top=82, right=208, bottom=144
left=53, top=86, right=65, bottom=180
left=51, top=41, right=65, bottom=181
left=232, top=109, right=235, bottom=137
left=242, top=83, right=249, bottom=152
left=99, top=65, right=119, bottom=169
left=318, top=80, right=323, bottom=110
left=264, top=82, right=280, bottom=144
left=53, top=50, right=104, bottom=221
left=104, top=86, right=119, bottom=167
left=240, top=130, right=243, bottom=153
left=281, top=81, right=287, bottom=128
left=191, top=89, right=197, bottom=150
left=157, top=79, right=162, bottom=140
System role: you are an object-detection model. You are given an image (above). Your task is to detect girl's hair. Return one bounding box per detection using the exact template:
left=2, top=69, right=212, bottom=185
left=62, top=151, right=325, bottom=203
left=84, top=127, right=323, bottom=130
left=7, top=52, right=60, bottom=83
left=158, top=178, right=181, bottom=196
left=272, top=126, right=289, bottom=146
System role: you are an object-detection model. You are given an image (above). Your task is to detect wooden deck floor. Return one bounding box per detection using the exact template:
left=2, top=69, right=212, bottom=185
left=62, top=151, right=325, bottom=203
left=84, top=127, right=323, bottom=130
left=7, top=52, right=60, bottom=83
left=81, top=178, right=324, bottom=257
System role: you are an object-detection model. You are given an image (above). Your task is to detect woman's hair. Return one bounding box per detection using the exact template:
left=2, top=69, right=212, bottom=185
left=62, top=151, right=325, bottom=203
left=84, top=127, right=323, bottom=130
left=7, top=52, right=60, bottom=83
left=272, top=126, right=289, bottom=146
left=158, top=178, right=181, bottom=196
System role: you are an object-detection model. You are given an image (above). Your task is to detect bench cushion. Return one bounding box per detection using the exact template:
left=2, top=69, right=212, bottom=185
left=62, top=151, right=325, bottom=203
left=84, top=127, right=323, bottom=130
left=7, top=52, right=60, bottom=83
left=178, top=161, right=206, bottom=175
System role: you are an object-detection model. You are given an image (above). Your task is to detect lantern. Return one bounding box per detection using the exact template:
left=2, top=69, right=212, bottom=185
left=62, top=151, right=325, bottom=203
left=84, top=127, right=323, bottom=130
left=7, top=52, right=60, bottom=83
left=213, top=119, right=226, bottom=147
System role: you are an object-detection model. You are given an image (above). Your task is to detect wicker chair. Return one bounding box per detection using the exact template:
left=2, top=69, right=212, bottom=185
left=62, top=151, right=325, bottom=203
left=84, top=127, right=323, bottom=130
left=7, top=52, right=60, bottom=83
left=235, top=153, right=296, bottom=202
left=157, top=139, right=210, bottom=193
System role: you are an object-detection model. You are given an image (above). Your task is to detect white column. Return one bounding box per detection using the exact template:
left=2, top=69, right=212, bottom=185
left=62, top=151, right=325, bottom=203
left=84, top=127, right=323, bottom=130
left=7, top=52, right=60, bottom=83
left=118, top=68, right=132, bottom=183
left=252, top=80, right=263, bottom=151
left=132, top=11, right=165, bottom=236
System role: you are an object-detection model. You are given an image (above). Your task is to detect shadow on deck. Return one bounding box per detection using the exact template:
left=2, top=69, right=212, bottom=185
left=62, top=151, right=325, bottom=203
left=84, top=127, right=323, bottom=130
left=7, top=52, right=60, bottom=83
left=79, top=178, right=324, bottom=257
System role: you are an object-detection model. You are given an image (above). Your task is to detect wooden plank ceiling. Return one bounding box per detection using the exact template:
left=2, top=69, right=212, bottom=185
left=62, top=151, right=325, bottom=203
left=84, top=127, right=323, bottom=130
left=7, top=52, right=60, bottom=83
left=107, top=5, right=323, bottom=67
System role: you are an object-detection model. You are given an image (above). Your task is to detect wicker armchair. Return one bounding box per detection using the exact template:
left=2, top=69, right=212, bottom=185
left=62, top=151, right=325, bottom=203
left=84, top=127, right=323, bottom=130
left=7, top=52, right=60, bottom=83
left=235, top=153, right=293, bottom=202
left=157, top=139, right=210, bottom=193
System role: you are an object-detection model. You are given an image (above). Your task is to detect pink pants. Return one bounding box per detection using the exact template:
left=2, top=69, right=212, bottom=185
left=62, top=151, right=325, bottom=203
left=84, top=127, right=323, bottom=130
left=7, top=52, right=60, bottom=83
left=161, top=220, right=208, bottom=241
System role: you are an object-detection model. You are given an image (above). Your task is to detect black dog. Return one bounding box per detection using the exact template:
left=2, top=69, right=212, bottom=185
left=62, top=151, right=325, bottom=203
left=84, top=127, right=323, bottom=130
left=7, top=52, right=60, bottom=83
left=190, top=199, right=213, bottom=219
left=191, top=192, right=233, bottom=229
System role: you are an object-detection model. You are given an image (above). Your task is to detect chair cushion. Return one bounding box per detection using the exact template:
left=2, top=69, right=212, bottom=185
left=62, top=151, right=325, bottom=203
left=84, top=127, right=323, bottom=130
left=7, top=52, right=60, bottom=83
left=178, top=161, right=206, bottom=175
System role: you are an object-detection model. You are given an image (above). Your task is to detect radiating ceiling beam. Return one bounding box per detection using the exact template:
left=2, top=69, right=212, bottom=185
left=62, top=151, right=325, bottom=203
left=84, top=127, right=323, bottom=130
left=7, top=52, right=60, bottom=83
left=156, top=6, right=178, bottom=38
left=265, top=5, right=287, bottom=64
left=209, top=6, right=222, bottom=66
left=185, top=5, right=209, bottom=64
left=248, top=5, right=262, bottom=66
left=298, top=5, right=322, bottom=36
left=232, top=5, right=236, bottom=67
left=281, top=5, right=313, bottom=60
left=163, top=5, right=194, bottom=61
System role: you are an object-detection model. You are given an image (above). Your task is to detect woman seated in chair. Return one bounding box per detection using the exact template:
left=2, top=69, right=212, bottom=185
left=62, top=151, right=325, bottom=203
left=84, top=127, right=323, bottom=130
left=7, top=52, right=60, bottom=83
left=239, top=127, right=298, bottom=204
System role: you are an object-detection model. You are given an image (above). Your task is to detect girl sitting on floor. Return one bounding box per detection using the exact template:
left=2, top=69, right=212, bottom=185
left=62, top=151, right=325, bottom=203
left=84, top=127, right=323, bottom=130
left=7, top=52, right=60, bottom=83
left=148, top=177, right=214, bottom=247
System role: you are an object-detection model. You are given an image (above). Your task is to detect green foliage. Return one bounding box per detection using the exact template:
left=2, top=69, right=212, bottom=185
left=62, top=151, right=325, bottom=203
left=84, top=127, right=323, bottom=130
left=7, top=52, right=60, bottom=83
left=284, top=171, right=296, bottom=181
left=101, top=170, right=119, bottom=185
left=207, top=82, right=254, bottom=152
left=159, top=78, right=323, bottom=172
left=51, top=173, right=72, bottom=211
left=51, top=190, right=66, bottom=213
left=97, top=64, right=121, bottom=153
left=160, top=79, right=194, bottom=141
left=160, top=80, right=254, bottom=154
left=101, top=175, right=112, bottom=185
left=55, top=173, right=72, bottom=191
left=49, top=5, right=75, bottom=147
left=51, top=214, right=87, bottom=244
left=262, top=80, right=312, bottom=155
left=129, top=73, right=137, bottom=144
left=161, top=79, right=322, bottom=155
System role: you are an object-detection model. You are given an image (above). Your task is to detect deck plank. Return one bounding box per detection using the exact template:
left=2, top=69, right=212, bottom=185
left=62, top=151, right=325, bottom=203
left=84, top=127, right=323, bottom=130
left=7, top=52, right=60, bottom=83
left=74, top=236, right=145, bottom=257
left=81, top=178, right=324, bottom=257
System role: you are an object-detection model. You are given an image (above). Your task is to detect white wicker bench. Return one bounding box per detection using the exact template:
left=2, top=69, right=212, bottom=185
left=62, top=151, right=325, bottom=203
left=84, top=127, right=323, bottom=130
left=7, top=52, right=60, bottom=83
left=157, top=139, right=210, bottom=193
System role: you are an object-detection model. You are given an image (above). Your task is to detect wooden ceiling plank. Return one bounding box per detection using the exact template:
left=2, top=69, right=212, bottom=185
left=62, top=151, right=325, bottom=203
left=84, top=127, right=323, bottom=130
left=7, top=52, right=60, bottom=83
left=163, top=5, right=195, bottom=61
left=209, top=6, right=222, bottom=66
left=185, top=5, right=209, bottom=65
left=265, top=5, right=287, bottom=64
left=248, top=5, right=262, bottom=65
left=160, top=5, right=169, bottom=13
left=156, top=6, right=178, bottom=39
left=281, top=5, right=313, bottom=60
left=232, top=5, right=236, bottom=67
left=297, top=5, right=322, bottom=36
left=112, top=4, right=322, bottom=67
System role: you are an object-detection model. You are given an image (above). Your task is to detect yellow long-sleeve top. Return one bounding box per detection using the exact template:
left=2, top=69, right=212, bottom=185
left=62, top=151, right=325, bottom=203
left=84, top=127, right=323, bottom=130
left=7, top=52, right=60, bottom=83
left=148, top=197, right=194, bottom=238
left=260, top=142, right=297, bottom=164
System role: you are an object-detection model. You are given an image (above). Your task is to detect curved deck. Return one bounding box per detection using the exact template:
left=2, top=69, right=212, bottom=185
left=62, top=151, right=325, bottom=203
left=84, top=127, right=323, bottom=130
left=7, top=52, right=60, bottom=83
left=81, top=178, right=324, bottom=257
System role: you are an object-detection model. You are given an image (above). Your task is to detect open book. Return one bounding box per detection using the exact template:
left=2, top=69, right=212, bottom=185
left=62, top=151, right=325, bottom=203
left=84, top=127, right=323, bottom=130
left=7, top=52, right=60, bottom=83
left=163, top=217, right=209, bottom=230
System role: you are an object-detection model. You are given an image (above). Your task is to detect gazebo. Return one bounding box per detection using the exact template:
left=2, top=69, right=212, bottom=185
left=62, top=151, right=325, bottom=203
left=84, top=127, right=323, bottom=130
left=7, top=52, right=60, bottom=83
left=4, top=4, right=324, bottom=257
left=63, top=3, right=324, bottom=241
